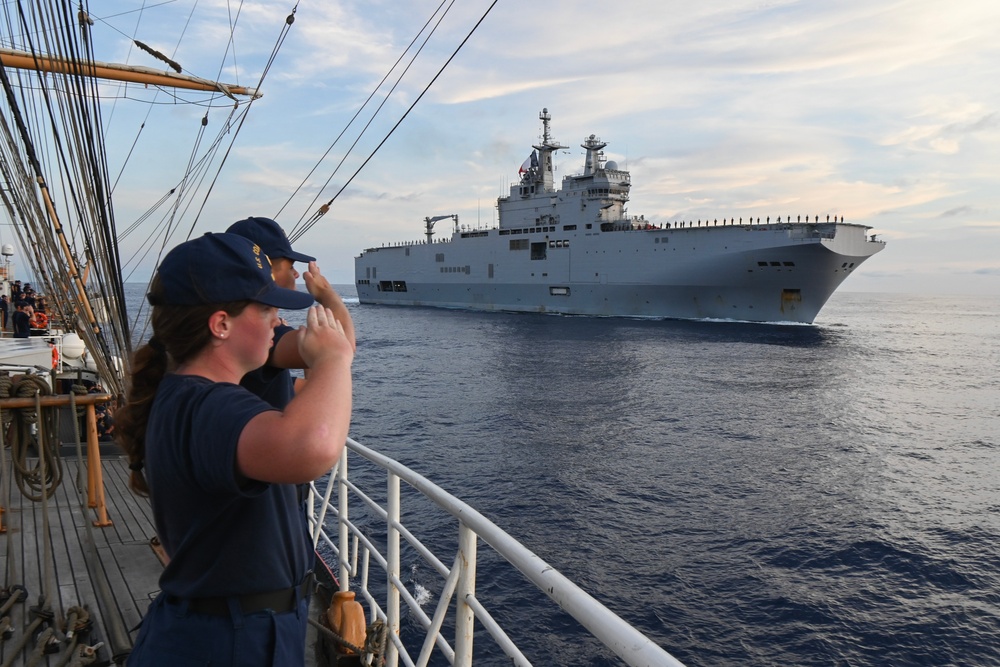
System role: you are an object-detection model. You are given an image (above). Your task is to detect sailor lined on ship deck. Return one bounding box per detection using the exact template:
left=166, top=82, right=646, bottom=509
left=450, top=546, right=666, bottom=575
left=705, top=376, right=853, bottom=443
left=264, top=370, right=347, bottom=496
left=1, top=280, right=53, bottom=338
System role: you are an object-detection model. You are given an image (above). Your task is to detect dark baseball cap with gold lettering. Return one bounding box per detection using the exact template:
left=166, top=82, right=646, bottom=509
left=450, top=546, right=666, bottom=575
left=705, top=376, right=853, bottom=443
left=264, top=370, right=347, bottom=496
left=226, top=217, right=315, bottom=263
left=152, top=233, right=315, bottom=308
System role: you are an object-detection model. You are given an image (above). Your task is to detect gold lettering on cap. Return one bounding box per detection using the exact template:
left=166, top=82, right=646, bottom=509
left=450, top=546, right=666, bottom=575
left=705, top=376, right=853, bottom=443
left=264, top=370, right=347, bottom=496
left=252, top=243, right=264, bottom=269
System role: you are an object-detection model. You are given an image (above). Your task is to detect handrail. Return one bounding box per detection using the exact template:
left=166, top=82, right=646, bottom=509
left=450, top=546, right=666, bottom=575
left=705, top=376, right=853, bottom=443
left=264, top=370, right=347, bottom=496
left=309, top=436, right=686, bottom=667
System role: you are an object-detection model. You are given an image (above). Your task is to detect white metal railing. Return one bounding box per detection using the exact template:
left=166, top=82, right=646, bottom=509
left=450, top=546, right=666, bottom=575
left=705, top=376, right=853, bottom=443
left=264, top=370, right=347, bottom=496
left=307, top=436, right=686, bottom=667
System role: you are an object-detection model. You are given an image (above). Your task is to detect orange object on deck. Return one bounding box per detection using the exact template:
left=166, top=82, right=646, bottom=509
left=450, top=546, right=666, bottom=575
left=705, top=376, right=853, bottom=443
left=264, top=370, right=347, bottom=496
left=327, top=590, right=366, bottom=655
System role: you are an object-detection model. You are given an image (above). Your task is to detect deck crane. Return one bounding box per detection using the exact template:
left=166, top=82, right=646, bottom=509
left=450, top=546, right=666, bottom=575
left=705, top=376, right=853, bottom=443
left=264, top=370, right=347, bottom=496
left=424, top=214, right=458, bottom=243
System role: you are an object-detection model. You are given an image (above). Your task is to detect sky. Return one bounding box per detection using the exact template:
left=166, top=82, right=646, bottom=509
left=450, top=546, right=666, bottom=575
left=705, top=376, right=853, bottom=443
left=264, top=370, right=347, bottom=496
left=6, top=0, right=999, bottom=296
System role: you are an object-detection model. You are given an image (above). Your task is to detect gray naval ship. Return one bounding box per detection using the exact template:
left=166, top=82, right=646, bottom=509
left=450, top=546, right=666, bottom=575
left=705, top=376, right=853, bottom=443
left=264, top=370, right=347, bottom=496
left=355, top=109, right=886, bottom=323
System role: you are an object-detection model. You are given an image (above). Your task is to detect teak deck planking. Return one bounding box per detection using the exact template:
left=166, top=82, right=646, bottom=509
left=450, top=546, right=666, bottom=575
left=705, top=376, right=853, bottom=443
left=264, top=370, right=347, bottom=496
left=1, top=453, right=161, bottom=666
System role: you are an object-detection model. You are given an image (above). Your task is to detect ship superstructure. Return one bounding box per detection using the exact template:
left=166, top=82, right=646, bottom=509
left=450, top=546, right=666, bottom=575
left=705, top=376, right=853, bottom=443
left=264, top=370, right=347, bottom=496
left=355, top=109, right=885, bottom=323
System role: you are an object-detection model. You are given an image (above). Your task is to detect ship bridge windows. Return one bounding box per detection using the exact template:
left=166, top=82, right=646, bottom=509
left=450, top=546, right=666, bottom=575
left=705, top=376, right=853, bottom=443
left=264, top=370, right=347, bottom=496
left=439, top=266, right=471, bottom=274
left=563, top=224, right=577, bottom=231
left=586, top=187, right=628, bottom=199
left=509, top=239, right=529, bottom=251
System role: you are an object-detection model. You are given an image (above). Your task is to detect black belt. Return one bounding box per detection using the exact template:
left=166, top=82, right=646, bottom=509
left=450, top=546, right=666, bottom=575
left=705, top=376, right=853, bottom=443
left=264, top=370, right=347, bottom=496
left=172, top=577, right=314, bottom=617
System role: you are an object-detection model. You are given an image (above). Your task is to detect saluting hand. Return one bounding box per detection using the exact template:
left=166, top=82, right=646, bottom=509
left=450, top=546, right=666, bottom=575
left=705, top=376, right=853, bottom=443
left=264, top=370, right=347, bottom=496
left=297, top=305, right=353, bottom=370
left=302, top=260, right=356, bottom=351
left=302, top=261, right=335, bottom=302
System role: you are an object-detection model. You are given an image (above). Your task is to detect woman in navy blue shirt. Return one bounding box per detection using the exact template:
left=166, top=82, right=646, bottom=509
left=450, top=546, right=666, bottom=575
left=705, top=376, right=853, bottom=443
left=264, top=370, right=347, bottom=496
left=117, top=233, right=353, bottom=666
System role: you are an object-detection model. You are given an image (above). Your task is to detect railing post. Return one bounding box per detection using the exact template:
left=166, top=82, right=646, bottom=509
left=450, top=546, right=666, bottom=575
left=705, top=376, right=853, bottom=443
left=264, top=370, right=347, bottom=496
left=387, top=472, right=401, bottom=667
left=86, top=404, right=111, bottom=526
left=454, top=523, right=477, bottom=667
left=338, top=449, right=349, bottom=590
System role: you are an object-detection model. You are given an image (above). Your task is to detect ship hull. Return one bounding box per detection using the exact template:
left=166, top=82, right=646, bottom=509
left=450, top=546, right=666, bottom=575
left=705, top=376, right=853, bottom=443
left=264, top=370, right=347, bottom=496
left=356, top=222, right=884, bottom=324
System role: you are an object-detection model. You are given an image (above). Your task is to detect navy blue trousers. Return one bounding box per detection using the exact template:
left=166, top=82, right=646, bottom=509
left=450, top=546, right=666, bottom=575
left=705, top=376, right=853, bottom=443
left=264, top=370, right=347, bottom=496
left=128, top=593, right=309, bottom=666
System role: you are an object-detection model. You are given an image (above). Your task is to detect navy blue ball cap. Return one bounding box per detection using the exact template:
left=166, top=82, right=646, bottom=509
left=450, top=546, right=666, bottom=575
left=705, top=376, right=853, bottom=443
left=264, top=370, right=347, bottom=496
left=154, top=233, right=315, bottom=309
left=226, top=216, right=316, bottom=263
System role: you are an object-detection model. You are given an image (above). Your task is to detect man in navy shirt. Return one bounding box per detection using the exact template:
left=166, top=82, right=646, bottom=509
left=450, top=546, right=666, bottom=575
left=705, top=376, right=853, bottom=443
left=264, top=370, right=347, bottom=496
left=226, top=217, right=356, bottom=408
left=11, top=301, right=30, bottom=338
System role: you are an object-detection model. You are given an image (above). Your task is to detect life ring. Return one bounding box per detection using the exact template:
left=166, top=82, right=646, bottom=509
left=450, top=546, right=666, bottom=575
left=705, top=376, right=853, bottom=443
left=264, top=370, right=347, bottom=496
left=51, top=344, right=59, bottom=369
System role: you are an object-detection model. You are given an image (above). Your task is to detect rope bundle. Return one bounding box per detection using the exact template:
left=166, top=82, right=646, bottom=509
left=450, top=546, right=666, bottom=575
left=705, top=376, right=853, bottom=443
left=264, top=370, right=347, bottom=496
left=0, top=374, right=63, bottom=501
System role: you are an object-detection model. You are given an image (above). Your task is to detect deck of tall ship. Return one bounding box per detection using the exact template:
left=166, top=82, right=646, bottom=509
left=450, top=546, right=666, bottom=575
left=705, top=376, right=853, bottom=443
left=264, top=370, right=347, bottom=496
left=1, top=447, right=158, bottom=665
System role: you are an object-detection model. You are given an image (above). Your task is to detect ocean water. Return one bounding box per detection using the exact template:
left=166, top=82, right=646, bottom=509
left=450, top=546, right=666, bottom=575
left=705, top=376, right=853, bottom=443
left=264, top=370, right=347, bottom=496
left=125, top=286, right=1000, bottom=666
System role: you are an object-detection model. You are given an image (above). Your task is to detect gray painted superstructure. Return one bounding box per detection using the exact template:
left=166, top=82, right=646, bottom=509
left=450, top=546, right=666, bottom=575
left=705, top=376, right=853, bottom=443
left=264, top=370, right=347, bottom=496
left=356, top=109, right=885, bottom=323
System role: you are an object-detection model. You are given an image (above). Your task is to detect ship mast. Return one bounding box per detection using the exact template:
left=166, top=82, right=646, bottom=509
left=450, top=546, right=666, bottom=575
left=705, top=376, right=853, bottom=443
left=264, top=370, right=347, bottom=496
left=581, top=134, right=607, bottom=177
left=531, top=108, right=567, bottom=192
left=0, top=44, right=257, bottom=396
left=0, top=48, right=260, bottom=99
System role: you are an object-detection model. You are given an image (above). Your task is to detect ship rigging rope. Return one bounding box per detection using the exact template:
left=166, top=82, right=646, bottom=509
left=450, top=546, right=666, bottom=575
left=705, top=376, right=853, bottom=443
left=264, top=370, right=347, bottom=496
left=308, top=616, right=387, bottom=666
left=119, top=3, right=300, bottom=346
left=2, top=0, right=315, bottom=379
left=285, top=0, right=500, bottom=243
left=0, top=386, right=110, bottom=663
left=275, top=0, right=453, bottom=223
left=0, top=398, right=22, bottom=590
left=0, top=4, right=132, bottom=395
left=0, top=375, right=68, bottom=502
left=65, top=390, right=134, bottom=663
left=173, top=4, right=299, bottom=243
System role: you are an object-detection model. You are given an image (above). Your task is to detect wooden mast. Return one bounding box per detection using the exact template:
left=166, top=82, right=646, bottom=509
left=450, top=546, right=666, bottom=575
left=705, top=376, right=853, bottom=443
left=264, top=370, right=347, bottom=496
left=0, top=47, right=261, bottom=99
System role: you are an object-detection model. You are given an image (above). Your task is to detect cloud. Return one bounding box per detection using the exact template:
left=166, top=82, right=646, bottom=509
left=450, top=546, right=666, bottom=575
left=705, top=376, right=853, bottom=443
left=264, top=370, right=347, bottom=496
left=940, top=206, right=978, bottom=218
left=881, top=103, right=1000, bottom=154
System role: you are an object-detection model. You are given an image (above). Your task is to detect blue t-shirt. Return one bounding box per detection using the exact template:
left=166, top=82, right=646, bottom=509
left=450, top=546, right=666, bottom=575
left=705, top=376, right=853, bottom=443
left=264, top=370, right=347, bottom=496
left=146, top=374, right=311, bottom=598
left=12, top=310, right=30, bottom=337
left=240, top=324, right=295, bottom=409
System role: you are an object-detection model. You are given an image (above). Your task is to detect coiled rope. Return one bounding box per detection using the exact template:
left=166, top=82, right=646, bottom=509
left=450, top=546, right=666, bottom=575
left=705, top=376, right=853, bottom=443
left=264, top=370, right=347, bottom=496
left=0, top=374, right=63, bottom=501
